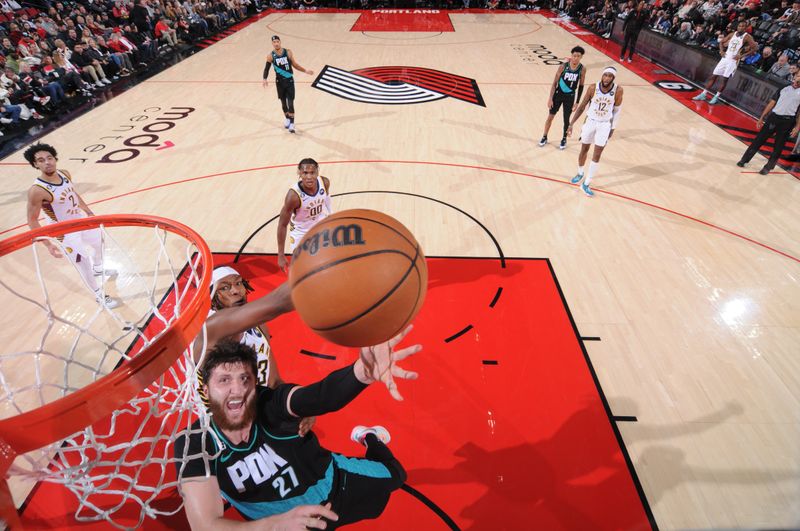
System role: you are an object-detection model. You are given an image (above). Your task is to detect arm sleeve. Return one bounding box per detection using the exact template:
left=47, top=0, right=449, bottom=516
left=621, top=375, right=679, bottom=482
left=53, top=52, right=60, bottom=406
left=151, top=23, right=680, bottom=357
left=576, top=84, right=584, bottom=105
left=273, top=364, right=368, bottom=419
left=263, top=60, right=271, bottom=80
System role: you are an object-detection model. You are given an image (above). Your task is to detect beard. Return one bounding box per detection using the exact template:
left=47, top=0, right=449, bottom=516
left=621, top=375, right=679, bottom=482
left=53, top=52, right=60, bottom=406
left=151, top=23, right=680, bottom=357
left=208, top=392, right=256, bottom=431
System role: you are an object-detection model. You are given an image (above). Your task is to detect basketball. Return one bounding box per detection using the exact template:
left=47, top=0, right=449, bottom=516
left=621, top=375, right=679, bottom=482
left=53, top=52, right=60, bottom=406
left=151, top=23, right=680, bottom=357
left=288, top=209, right=427, bottom=347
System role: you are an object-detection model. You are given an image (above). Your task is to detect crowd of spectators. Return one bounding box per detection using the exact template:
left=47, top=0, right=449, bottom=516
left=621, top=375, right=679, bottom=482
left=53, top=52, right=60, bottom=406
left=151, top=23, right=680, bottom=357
left=568, top=0, right=800, bottom=82
left=0, top=0, right=262, bottom=138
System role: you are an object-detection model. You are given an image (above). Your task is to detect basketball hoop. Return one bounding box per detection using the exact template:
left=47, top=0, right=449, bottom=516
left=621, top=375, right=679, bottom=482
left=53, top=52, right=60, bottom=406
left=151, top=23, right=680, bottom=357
left=0, top=214, right=217, bottom=529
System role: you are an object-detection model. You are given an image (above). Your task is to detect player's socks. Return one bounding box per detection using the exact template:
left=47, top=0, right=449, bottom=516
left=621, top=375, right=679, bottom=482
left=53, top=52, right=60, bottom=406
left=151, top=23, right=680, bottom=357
left=585, top=161, right=598, bottom=185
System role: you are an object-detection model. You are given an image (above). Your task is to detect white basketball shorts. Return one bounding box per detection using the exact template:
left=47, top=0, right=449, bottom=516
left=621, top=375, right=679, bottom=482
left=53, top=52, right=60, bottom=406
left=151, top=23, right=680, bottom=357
left=580, top=118, right=613, bottom=147
left=712, top=57, right=738, bottom=79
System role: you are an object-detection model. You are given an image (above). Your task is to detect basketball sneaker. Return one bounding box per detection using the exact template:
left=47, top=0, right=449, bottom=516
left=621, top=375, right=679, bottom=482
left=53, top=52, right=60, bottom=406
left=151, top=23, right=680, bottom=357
left=288, top=123, right=296, bottom=134
left=692, top=91, right=708, bottom=101
left=571, top=173, right=584, bottom=184
left=95, top=291, right=120, bottom=309
left=538, top=135, right=547, bottom=147
left=708, top=94, right=720, bottom=105
left=581, top=182, right=594, bottom=197
left=351, top=425, right=391, bottom=446
left=627, top=57, right=632, bottom=63
left=559, top=138, right=567, bottom=150
left=284, top=118, right=291, bottom=129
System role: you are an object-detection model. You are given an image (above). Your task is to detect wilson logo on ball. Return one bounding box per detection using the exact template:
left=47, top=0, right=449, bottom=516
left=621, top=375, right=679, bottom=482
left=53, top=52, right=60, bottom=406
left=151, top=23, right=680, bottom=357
left=295, top=224, right=366, bottom=258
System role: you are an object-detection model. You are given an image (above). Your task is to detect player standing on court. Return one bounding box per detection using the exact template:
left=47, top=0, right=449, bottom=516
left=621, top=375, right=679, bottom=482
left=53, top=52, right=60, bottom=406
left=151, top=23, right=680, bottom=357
left=262, top=34, right=314, bottom=134
left=276, top=158, right=332, bottom=273
left=24, top=143, right=118, bottom=308
left=567, top=67, right=624, bottom=197
left=538, top=46, right=586, bottom=150
left=692, top=20, right=757, bottom=105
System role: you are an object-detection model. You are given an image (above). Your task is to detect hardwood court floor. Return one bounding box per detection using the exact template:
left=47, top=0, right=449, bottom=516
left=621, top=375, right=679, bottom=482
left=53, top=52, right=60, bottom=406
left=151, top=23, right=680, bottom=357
left=1, top=10, right=798, bottom=530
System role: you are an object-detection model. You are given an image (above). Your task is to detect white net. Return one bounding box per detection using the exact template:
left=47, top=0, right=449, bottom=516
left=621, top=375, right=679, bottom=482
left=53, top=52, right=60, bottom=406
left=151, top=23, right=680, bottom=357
left=0, top=218, right=220, bottom=529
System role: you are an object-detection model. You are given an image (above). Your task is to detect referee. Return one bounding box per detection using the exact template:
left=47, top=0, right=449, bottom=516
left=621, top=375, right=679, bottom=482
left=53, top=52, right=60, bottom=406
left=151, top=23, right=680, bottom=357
left=737, top=72, right=800, bottom=174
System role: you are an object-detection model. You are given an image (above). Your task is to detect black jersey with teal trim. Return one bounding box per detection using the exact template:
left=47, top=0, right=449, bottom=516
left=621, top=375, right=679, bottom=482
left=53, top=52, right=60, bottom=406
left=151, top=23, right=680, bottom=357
left=271, top=49, right=294, bottom=82
left=555, top=63, right=583, bottom=96
left=174, top=385, right=392, bottom=521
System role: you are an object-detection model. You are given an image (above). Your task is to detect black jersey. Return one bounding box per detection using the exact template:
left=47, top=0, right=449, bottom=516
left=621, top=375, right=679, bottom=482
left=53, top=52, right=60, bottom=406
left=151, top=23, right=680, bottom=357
left=175, top=383, right=393, bottom=521
left=555, top=62, right=583, bottom=97
left=271, top=49, right=294, bottom=83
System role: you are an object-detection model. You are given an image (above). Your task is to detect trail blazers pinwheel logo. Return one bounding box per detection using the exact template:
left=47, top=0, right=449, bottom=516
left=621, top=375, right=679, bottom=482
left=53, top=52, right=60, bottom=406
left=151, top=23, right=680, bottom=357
left=312, top=65, right=485, bottom=107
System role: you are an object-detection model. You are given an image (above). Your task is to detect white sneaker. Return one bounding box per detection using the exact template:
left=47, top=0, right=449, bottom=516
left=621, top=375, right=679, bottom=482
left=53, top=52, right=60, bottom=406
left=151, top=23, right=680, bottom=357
left=0, top=118, right=12, bottom=124
left=101, top=78, right=112, bottom=85
left=283, top=117, right=291, bottom=129
left=96, top=292, right=120, bottom=309
left=288, top=123, right=295, bottom=133
left=351, top=425, right=391, bottom=446
left=93, top=267, right=118, bottom=278
left=94, top=82, right=105, bottom=89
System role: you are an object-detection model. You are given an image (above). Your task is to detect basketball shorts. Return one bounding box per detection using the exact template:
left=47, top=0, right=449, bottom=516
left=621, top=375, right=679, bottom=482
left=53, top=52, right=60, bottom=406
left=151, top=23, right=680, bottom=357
left=61, top=228, right=102, bottom=263
left=549, top=93, right=575, bottom=116
left=712, top=57, right=738, bottom=79
left=276, top=79, right=295, bottom=101
left=580, top=118, right=612, bottom=147
left=287, top=230, right=303, bottom=253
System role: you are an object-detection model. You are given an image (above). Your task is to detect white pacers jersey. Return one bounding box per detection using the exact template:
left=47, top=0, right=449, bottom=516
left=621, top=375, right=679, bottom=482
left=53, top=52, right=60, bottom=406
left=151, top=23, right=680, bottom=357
left=288, top=176, right=332, bottom=251
left=32, top=170, right=84, bottom=223
left=725, top=32, right=745, bottom=60
left=587, top=82, right=617, bottom=122
left=242, top=327, right=273, bottom=385
left=208, top=309, right=272, bottom=385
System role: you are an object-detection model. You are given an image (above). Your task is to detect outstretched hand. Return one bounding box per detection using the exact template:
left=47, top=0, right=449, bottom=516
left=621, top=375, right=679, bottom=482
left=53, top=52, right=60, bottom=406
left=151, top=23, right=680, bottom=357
left=277, top=253, right=289, bottom=273
left=357, top=325, right=421, bottom=401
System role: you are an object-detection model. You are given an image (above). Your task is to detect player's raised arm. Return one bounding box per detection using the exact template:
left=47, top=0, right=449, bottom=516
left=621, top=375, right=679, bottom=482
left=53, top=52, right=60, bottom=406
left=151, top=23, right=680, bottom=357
left=205, top=282, right=294, bottom=348
left=284, top=326, right=422, bottom=419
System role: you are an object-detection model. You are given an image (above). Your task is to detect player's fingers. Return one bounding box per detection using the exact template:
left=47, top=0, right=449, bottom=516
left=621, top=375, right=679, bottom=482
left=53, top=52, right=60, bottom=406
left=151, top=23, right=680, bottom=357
left=306, top=516, right=327, bottom=529
left=391, top=365, right=418, bottom=380
left=382, top=374, right=404, bottom=401
left=392, top=344, right=421, bottom=362
left=387, top=324, right=413, bottom=348
left=315, top=503, right=338, bottom=520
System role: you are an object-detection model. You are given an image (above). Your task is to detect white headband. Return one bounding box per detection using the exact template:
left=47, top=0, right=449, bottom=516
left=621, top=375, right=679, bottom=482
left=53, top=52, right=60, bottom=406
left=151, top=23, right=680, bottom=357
left=211, top=266, right=240, bottom=287
left=602, top=67, right=617, bottom=77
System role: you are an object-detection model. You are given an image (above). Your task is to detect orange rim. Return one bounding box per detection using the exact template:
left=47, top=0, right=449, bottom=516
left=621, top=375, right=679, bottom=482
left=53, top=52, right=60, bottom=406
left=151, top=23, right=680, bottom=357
left=0, top=214, right=212, bottom=455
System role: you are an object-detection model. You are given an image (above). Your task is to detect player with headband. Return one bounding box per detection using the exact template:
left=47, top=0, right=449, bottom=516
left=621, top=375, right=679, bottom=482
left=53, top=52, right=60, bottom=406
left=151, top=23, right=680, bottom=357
left=567, top=66, right=624, bottom=197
